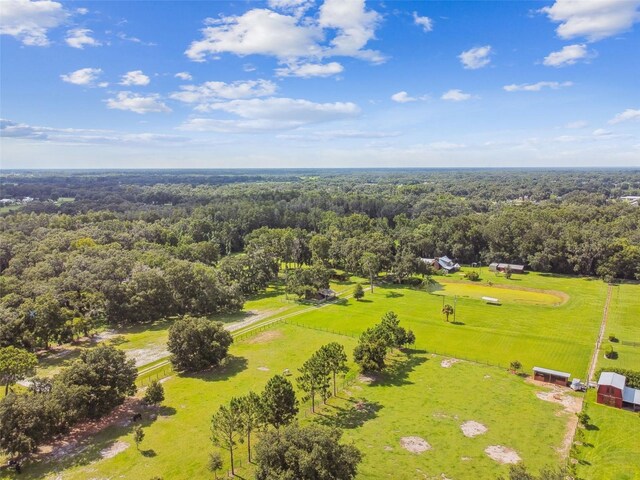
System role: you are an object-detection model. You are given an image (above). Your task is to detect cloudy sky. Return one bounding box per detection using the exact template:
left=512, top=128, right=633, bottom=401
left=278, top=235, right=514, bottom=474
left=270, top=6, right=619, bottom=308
left=1, top=0, right=639, bottom=168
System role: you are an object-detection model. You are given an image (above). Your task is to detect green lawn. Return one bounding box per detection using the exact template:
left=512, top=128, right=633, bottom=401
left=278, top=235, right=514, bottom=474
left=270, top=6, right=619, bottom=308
left=15, top=324, right=573, bottom=480
left=574, top=392, right=640, bottom=480
left=598, top=283, right=640, bottom=371
left=290, top=271, right=609, bottom=377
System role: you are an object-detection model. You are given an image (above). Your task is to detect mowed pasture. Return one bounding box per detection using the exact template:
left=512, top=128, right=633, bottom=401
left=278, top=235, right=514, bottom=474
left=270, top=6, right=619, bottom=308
left=575, top=391, right=640, bottom=480
left=15, top=324, right=573, bottom=480
left=292, top=271, right=608, bottom=377
left=598, top=283, right=640, bottom=371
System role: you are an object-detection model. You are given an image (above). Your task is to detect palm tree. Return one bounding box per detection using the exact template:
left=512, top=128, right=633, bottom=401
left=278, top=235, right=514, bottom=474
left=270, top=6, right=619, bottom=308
left=442, top=304, right=454, bottom=322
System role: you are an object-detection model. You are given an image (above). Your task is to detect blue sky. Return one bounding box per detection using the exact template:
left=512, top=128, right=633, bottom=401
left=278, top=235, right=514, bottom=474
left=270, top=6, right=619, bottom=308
left=1, top=0, right=639, bottom=168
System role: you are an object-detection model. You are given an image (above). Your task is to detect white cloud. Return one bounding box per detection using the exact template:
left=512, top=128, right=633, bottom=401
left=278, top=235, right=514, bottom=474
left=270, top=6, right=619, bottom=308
left=413, top=12, right=433, bottom=32
left=116, top=32, right=156, bottom=46
left=76, top=7, right=88, bottom=15
left=504, top=81, right=573, bottom=92
left=120, top=70, right=150, bottom=86
left=106, top=92, right=171, bottom=114
left=278, top=129, right=401, bottom=141
left=0, top=0, right=68, bottom=46
left=609, top=108, right=640, bottom=124
left=186, top=9, right=323, bottom=62
left=565, top=120, right=588, bottom=128
left=65, top=28, right=101, bottom=48
left=1, top=118, right=187, bottom=145
left=459, top=45, right=492, bottom=69
left=543, top=44, right=591, bottom=67
left=171, top=80, right=277, bottom=110
left=541, top=0, right=640, bottom=42
left=175, top=72, right=193, bottom=81
left=186, top=1, right=384, bottom=64
left=428, top=141, right=466, bottom=150
left=60, top=67, right=104, bottom=86
left=318, top=0, right=384, bottom=62
left=441, top=89, right=472, bottom=101
left=391, top=91, right=417, bottom=103
left=179, top=97, right=360, bottom=132
left=275, top=62, right=343, bottom=78
left=592, top=128, right=613, bottom=137
left=267, top=0, right=313, bottom=17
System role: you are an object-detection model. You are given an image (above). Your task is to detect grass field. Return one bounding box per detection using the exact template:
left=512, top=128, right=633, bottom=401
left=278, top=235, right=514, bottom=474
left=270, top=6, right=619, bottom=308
left=291, top=271, right=608, bottom=377
left=14, top=324, right=574, bottom=480
left=575, top=391, right=640, bottom=480
left=597, top=283, right=640, bottom=371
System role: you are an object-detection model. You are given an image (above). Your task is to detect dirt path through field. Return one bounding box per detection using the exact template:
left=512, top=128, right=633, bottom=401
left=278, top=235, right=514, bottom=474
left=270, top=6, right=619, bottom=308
left=587, top=284, right=613, bottom=382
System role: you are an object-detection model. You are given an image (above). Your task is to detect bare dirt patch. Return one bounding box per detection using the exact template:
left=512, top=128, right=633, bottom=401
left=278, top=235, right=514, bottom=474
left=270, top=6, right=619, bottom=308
left=532, top=384, right=583, bottom=456
left=257, top=366, right=270, bottom=371
left=461, top=420, right=488, bottom=438
left=484, top=445, right=521, bottom=464
left=358, top=374, right=377, bottom=384
left=227, top=307, right=289, bottom=332
left=440, top=358, right=461, bottom=368
left=247, top=330, right=283, bottom=344
left=126, top=345, right=169, bottom=368
left=100, top=441, right=129, bottom=459
left=400, top=436, right=432, bottom=454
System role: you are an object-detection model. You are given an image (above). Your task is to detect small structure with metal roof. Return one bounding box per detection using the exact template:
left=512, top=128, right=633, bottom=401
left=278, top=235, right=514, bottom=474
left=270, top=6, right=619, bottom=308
left=489, top=262, right=525, bottom=274
left=318, top=288, right=336, bottom=300
left=533, top=366, right=571, bottom=386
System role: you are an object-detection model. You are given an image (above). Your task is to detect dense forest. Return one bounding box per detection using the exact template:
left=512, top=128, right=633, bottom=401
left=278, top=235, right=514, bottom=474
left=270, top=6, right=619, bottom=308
left=1, top=169, right=639, bottom=351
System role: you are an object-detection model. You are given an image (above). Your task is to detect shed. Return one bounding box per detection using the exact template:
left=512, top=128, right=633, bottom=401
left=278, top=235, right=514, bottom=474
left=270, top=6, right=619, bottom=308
left=489, top=263, right=525, bottom=274
left=482, top=296, right=500, bottom=305
left=533, top=366, right=571, bottom=386
left=597, top=371, right=626, bottom=408
left=623, top=387, right=640, bottom=411
left=318, top=288, right=336, bottom=300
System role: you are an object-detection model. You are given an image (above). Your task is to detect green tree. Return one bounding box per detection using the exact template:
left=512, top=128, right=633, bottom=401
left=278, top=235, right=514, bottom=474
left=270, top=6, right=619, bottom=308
left=442, top=304, right=454, bottom=322
left=167, top=316, right=233, bottom=372
left=510, top=360, right=522, bottom=374
left=261, top=375, right=298, bottom=429
left=254, top=423, right=362, bottom=480
left=143, top=380, right=165, bottom=407
left=234, top=391, right=263, bottom=462
left=134, top=425, right=145, bottom=450
left=208, top=451, right=224, bottom=479
left=360, top=252, right=380, bottom=293
left=296, top=355, right=329, bottom=413
left=318, top=343, right=348, bottom=397
left=353, top=283, right=364, bottom=301
left=0, top=346, right=37, bottom=395
left=353, top=329, right=387, bottom=373
left=211, top=402, right=243, bottom=476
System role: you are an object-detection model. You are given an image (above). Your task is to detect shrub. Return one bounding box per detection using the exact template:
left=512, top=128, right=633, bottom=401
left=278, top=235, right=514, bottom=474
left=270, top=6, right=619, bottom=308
left=465, top=271, right=480, bottom=281
left=143, top=380, right=164, bottom=406
left=608, top=334, right=618, bottom=342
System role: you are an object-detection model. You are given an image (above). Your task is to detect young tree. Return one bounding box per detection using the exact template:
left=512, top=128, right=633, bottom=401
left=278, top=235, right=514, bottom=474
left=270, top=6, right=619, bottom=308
left=353, top=329, right=387, bottom=373
left=576, top=411, right=590, bottom=428
left=261, top=375, right=298, bottom=429
left=504, top=266, right=513, bottom=279
left=211, top=402, right=242, bottom=476
left=134, top=425, right=145, bottom=450
left=0, top=346, right=37, bottom=395
left=208, top=451, right=224, bottom=479
left=360, top=252, right=380, bottom=293
left=234, top=391, right=263, bottom=462
left=353, top=283, right=365, bottom=301
left=168, top=316, right=233, bottom=372
left=143, top=380, right=165, bottom=407
left=442, top=304, right=454, bottom=322
left=319, top=343, right=349, bottom=397
left=254, top=423, right=362, bottom=480
left=510, top=360, right=522, bottom=374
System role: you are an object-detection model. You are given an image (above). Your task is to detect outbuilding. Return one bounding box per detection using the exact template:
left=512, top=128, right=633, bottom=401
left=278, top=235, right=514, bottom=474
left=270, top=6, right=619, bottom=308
left=597, top=371, right=640, bottom=411
left=533, top=366, right=571, bottom=386
left=489, top=262, right=525, bottom=274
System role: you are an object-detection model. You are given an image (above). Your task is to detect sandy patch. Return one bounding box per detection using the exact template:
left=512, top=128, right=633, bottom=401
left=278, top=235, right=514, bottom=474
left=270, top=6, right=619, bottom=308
left=257, top=366, right=270, bottom=371
left=484, top=445, right=521, bottom=464
left=400, top=436, right=431, bottom=454
left=384, top=445, right=393, bottom=451
left=358, top=374, right=376, bottom=384
left=100, top=441, right=129, bottom=459
left=535, top=389, right=581, bottom=413
left=461, top=456, right=472, bottom=461
left=247, top=330, right=283, bottom=344
left=440, top=358, right=461, bottom=368
left=126, top=345, right=169, bottom=368
left=93, top=330, right=118, bottom=342
left=460, top=421, right=488, bottom=438
left=483, top=375, right=491, bottom=379
left=226, top=307, right=289, bottom=332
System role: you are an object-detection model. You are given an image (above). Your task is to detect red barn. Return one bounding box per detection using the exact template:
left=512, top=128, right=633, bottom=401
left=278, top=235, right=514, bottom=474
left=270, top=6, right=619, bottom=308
left=597, top=372, right=625, bottom=408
